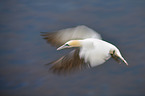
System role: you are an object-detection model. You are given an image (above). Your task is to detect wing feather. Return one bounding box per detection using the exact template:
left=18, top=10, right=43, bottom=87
left=41, top=25, right=102, bottom=47
left=48, top=49, right=89, bottom=74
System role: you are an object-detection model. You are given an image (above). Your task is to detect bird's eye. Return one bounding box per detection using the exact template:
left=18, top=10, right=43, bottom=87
left=65, top=44, right=69, bottom=46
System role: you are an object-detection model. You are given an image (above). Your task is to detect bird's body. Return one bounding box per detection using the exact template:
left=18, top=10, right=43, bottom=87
left=79, top=38, right=114, bottom=67
left=41, top=25, right=128, bottom=74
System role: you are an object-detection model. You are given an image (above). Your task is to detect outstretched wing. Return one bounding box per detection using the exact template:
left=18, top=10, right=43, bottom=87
left=48, top=48, right=90, bottom=74
left=41, top=25, right=102, bottom=47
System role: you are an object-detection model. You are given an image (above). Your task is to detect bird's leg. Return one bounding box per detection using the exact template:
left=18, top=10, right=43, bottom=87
left=110, top=50, right=121, bottom=64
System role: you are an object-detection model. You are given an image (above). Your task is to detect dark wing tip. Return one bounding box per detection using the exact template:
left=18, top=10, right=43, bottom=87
left=40, top=32, right=48, bottom=36
left=40, top=32, right=61, bottom=47
left=46, top=49, right=89, bottom=75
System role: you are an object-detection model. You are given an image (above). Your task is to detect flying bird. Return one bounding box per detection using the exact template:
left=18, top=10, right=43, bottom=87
left=41, top=25, right=128, bottom=74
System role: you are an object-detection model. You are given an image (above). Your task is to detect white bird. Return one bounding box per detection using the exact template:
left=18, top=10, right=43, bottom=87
left=41, top=25, right=128, bottom=74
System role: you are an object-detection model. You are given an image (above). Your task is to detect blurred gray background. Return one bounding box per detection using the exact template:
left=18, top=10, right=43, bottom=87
left=0, top=0, right=145, bottom=96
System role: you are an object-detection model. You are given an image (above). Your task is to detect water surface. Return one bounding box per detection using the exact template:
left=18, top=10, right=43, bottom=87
left=0, top=0, right=145, bottom=96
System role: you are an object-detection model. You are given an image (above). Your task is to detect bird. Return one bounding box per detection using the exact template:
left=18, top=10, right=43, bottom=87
left=41, top=25, right=128, bottom=74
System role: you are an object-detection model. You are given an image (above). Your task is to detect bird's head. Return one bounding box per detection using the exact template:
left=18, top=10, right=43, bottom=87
left=110, top=48, right=128, bottom=66
left=57, top=40, right=81, bottom=50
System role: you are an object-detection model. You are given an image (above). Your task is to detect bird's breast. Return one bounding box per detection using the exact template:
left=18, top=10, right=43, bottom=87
left=79, top=43, right=111, bottom=67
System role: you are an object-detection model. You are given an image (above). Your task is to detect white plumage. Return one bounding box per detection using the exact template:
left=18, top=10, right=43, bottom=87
left=79, top=38, right=127, bottom=67
left=41, top=25, right=128, bottom=74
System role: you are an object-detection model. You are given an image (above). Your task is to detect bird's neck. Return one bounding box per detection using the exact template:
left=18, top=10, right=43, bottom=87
left=80, top=40, right=94, bottom=49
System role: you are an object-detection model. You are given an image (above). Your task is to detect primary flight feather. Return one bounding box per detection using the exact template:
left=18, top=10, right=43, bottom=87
left=41, top=25, right=128, bottom=74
